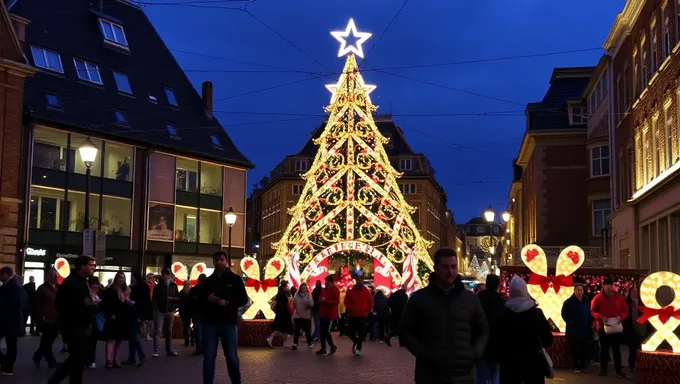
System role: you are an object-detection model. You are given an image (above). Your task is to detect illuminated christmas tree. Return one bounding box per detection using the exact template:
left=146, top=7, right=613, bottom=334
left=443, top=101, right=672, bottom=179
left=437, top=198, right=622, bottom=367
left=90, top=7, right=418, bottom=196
left=480, top=261, right=489, bottom=280
left=469, top=255, right=481, bottom=278
left=274, top=19, right=433, bottom=288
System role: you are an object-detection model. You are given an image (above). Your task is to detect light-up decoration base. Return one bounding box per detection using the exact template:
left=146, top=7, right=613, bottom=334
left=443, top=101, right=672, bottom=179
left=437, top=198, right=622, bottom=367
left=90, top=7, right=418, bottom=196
left=543, top=332, right=571, bottom=368
left=237, top=319, right=282, bottom=347
left=634, top=271, right=680, bottom=384
left=240, top=256, right=285, bottom=320
left=520, top=244, right=585, bottom=333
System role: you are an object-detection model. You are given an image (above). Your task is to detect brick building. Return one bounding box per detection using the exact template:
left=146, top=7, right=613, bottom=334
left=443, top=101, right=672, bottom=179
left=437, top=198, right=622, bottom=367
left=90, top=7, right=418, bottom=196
left=607, top=0, right=680, bottom=272
left=247, top=115, right=455, bottom=263
left=0, top=1, right=36, bottom=270
left=507, top=67, right=596, bottom=264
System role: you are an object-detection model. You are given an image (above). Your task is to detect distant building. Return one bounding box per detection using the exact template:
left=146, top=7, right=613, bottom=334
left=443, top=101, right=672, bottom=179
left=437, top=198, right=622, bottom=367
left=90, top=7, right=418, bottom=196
left=459, top=217, right=503, bottom=270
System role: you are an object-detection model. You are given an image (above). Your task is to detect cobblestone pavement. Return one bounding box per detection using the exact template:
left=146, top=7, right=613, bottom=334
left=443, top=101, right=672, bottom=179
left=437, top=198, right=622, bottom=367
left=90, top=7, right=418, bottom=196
left=2, top=335, right=634, bottom=383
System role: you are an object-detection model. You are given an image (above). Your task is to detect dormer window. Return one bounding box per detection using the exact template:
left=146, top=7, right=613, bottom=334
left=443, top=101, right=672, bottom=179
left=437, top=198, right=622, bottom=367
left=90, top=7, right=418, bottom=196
left=114, top=110, right=129, bottom=125
left=210, top=135, right=222, bottom=148
left=399, top=158, right=412, bottom=171
left=73, top=58, right=102, bottom=84
left=113, top=72, right=132, bottom=94
left=99, top=19, right=128, bottom=47
left=166, top=124, right=180, bottom=140
left=569, top=104, right=587, bottom=125
left=164, top=87, right=178, bottom=106
left=45, top=93, right=61, bottom=109
left=30, top=46, right=63, bottom=73
left=294, top=159, right=308, bottom=172
left=149, top=95, right=158, bottom=104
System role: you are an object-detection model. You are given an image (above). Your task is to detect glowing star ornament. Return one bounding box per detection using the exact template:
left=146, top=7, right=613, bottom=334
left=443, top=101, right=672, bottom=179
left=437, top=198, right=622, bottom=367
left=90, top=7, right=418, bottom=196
left=240, top=256, right=285, bottom=320
left=521, top=244, right=585, bottom=333
left=325, top=82, right=376, bottom=104
left=330, top=18, right=372, bottom=58
left=638, top=271, right=680, bottom=353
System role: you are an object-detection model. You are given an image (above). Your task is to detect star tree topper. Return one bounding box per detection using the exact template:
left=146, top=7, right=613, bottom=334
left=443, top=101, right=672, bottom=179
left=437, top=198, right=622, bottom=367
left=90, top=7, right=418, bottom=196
left=326, top=19, right=376, bottom=103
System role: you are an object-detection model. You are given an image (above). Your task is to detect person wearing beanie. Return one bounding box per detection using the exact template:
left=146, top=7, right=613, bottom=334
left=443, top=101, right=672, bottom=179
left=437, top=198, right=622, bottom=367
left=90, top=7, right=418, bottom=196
left=400, top=248, right=489, bottom=383
left=590, top=278, right=628, bottom=378
left=498, top=275, right=554, bottom=383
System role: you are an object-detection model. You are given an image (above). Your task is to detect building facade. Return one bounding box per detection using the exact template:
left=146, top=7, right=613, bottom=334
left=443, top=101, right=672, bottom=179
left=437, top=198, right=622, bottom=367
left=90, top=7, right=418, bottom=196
left=0, top=2, right=36, bottom=271
left=8, top=0, right=252, bottom=285
left=459, top=217, right=502, bottom=270
left=508, top=67, right=611, bottom=266
left=249, top=115, right=453, bottom=262
left=607, top=0, right=680, bottom=273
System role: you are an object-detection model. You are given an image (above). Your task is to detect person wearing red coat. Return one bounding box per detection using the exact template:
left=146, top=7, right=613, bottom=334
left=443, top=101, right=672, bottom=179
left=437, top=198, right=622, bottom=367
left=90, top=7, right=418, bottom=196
left=590, top=278, right=629, bottom=378
left=344, top=276, right=374, bottom=356
left=316, top=275, right=340, bottom=356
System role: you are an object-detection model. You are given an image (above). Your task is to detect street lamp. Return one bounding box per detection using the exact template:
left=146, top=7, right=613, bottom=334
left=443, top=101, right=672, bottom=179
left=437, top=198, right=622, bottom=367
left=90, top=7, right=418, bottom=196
left=483, top=205, right=495, bottom=223
left=224, top=207, right=237, bottom=264
left=502, top=211, right=510, bottom=223
left=78, top=138, right=98, bottom=230
left=483, top=205, right=495, bottom=262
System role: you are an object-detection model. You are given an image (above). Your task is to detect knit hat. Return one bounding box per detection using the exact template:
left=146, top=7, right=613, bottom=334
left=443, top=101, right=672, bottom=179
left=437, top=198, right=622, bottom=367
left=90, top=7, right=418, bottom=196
left=603, top=278, right=613, bottom=286
left=509, top=275, right=529, bottom=298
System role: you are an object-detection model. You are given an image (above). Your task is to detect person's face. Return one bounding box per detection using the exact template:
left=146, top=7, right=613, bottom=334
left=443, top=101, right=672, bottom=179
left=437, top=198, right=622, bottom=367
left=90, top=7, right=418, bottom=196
left=325, top=278, right=334, bottom=287
left=90, top=282, right=100, bottom=291
left=46, top=270, right=58, bottom=285
left=603, top=284, right=614, bottom=296
left=630, top=286, right=639, bottom=300
left=162, top=272, right=171, bottom=282
left=435, top=255, right=458, bottom=286
left=282, top=283, right=290, bottom=292
left=29, top=276, right=35, bottom=283
left=213, top=254, right=228, bottom=270
left=575, top=285, right=584, bottom=299
left=146, top=274, right=154, bottom=283
left=82, top=260, right=96, bottom=278
left=114, top=273, right=125, bottom=286
left=300, top=284, right=308, bottom=294
left=477, top=284, right=486, bottom=292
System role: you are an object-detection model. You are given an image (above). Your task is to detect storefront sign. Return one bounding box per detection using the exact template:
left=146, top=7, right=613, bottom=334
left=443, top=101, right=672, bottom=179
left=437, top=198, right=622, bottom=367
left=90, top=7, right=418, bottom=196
left=95, top=230, right=106, bottom=265
left=56, top=253, right=80, bottom=259
left=83, top=229, right=94, bottom=257
left=25, top=247, right=47, bottom=257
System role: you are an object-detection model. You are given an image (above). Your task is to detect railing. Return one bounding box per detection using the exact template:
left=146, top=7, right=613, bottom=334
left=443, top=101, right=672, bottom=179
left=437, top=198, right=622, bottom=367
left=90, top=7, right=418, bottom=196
left=511, top=246, right=612, bottom=268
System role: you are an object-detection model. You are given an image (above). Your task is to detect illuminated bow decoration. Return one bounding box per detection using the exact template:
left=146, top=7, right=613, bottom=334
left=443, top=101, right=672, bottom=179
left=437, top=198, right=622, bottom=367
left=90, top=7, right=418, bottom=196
left=638, top=305, right=680, bottom=325
left=245, top=278, right=278, bottom=292
left=528, top=272, right=574, bottom=294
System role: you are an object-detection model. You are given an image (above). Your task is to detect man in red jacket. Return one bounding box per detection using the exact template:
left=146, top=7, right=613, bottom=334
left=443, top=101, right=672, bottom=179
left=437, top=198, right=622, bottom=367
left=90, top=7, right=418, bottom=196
left=344, top=276, right=374, bottom=356
left=590, top=278, right=629, bottom=378
left=316, top=275, right=340, bottom=356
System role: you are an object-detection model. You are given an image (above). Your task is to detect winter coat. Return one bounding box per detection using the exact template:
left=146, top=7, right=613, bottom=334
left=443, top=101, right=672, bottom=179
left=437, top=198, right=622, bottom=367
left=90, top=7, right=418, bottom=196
left=293, top=292, right=314, bottom=319
left=344, top=284, right=374, bottom=318
left=101, top=287, right=131, bottom=341
left=0, top=277, right=26, bottom=336
left=561, top=294, right=593, bottom=342
left=623, top=297, right=651, bottom=345
left=319, top=285, right=340, bottom=320
left=130, top=282, right=152, bottom=321
left=36, top=282, right=59, bottom=324
left=311, top=285, right=322, bottom=312
left=591, top=292, right=628, bottom=331
left=499, top=297, right=554, bottom=384
left=477, top=289, right=506, bottom=363
left=373, top=291, right=390, bottom=317
left=400, top=279, right=489, bottom=383
left=152, top=280, right=179, bottom=313
left=271, top=289, right=293, bottom=334
left=388, top=289, right=408, bottom=319
left=178, top=289, right=192, bottom=318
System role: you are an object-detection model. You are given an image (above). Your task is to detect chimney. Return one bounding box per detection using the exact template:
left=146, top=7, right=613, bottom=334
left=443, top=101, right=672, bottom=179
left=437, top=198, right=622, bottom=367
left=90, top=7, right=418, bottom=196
left=202, top=81, right=213, bottom=117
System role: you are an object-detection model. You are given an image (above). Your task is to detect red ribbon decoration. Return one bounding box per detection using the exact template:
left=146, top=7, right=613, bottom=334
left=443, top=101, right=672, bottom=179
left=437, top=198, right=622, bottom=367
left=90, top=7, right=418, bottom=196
left=245, top=277, right=278, bottom=292
left=637, top=305, right=680, bottom=325
left=528, top=273, right=574, bottom=294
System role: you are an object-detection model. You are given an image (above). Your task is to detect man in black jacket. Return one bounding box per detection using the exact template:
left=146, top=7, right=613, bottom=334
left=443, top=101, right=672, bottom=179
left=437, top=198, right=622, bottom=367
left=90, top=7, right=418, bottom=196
left=200, top=251, right=247, bottom=384
left=475, top=274, right=505, bottom=384
left=311, top=280, right=322, bottom=341
left=385, top=283, right=409, bottom=347
left=47, top=256, right=96, bottom=384
left=0, top=266, right=24, bottom=376
left=152, top=268, right=179, bottom=357
left=23, top=276, right=37, bottom=335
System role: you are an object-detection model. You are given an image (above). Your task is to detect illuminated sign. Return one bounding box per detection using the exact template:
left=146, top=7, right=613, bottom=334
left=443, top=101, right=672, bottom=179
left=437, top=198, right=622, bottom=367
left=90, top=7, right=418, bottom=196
left=240, top=256, right=285, bottom=320
left=638, top=271, right=680, bottom=353
left=25, top=247, right=47, bottom=257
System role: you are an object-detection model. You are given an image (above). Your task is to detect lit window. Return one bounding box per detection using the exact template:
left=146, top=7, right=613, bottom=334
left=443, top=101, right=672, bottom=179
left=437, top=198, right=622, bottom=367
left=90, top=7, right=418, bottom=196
left=592, top=200, right=611, bottom=236
left=665, top=105, right=675, bottom=168
left=73, top=58, right=102, bottom=84
left=164, top=87, right=178, bottom=106
left=113, top=72, right=132, bottom=94
left=591, top=146, right=610, bottom=177
left=664, top=16, right=671, bottom=60
left=294, top=160, right=308, bottom=172
left=400, top=183, right=416, bottom=195
left=210, top=135, right=222, bottom=148
left=45, top=93, right=60, bottom=108
left=30, top=46, right=63, bottom=73
left=641, top=39, right=648, bottom=90
left=399, top=158, right=412, bottom=171
left=149, top=95, right=158, bottom=104
left=652, top=24, right=658, bottom=72
left=114, top=110, right=128, bottom=125
left=166, top=124, right=178, bottom=137
left=99, top=19, right=128, bottom=47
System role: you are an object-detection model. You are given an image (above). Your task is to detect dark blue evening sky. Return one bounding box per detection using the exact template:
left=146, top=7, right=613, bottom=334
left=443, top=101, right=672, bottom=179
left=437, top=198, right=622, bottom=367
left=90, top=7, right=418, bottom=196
left=144, top=0, right=624, bottom=223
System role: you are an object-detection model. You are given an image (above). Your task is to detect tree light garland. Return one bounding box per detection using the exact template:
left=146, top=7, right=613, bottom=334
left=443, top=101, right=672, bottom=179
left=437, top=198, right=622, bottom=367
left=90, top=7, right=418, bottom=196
left=240, top=256, right=286, bottom=320
left=521, top=244, right=585, bottom=333
left=638, top=271, right=680, bottom=353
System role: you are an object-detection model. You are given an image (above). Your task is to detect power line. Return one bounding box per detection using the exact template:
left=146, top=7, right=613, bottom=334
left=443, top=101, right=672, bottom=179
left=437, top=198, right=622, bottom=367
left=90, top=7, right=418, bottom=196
left=360, top=0, right=410, bottom=66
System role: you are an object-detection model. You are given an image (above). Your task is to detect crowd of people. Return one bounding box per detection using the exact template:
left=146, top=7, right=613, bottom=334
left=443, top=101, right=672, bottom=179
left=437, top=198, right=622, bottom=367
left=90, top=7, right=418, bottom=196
left=0, top=246, right=647, bottom=384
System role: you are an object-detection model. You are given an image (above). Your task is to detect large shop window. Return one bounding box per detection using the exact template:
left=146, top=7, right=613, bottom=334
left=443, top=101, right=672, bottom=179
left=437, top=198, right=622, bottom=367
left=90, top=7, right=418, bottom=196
left=71, top=133, right=103, bottom=177
left=29, top=186, right=64, bottom=230
left=199, top=209, right=221, bottom=245
left=200, top=162, right=222, bottom=196
left=66, top=190, right=100, bottom=232
left=175, top=206, right=197, bottom=242
left=33, top=128, right=71, bottom=171
left=176, top=158, right=199, bottom=193
left=104, top=142, right=134, bottom=181
left=102, top=196, right=131, bottom=236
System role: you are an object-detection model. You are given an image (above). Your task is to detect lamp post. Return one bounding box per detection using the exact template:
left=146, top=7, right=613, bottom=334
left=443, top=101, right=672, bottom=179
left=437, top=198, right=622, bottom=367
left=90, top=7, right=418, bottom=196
left=78, top=138, right=98, bottom=230
left=483, top=205, right=495, bottom=261
left=224, top=207, right=237, bottom=265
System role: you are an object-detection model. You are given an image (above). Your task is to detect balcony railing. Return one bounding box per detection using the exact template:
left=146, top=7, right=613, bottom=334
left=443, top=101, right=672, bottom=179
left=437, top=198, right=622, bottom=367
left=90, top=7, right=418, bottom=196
left=510, top=245, right=612, bottom=268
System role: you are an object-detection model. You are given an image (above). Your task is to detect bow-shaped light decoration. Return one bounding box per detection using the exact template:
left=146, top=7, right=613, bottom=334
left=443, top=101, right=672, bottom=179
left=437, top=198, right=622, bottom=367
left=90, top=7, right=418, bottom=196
left=240, top=256, right=285, bottom=320
left=521, top=244, right=585, bottom=333
left=638, top=271, right=680, bottom=353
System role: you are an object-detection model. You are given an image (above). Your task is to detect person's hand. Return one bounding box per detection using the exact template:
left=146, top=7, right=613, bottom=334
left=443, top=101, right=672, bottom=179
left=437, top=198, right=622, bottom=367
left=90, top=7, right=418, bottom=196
left=603, top=317, right=609, bottom=323
left=217, top=299, right=228, bottom=307
left=208, top=294, right=219, bottom=303
left=616, top=316, right=621, bottom=322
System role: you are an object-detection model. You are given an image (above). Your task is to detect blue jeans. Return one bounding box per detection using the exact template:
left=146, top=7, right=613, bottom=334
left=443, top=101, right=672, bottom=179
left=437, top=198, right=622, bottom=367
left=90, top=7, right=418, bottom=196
left=312, top=311, right=320, bottom=339
left=192, top=314, right=203, bottom=353
left=127, top=320, right=145, bottom=361
left=475, top=360, right=499, bottom=384
left=202, top=324, right=240, bottom=384
left=153, top=311, right=174, bottom=353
